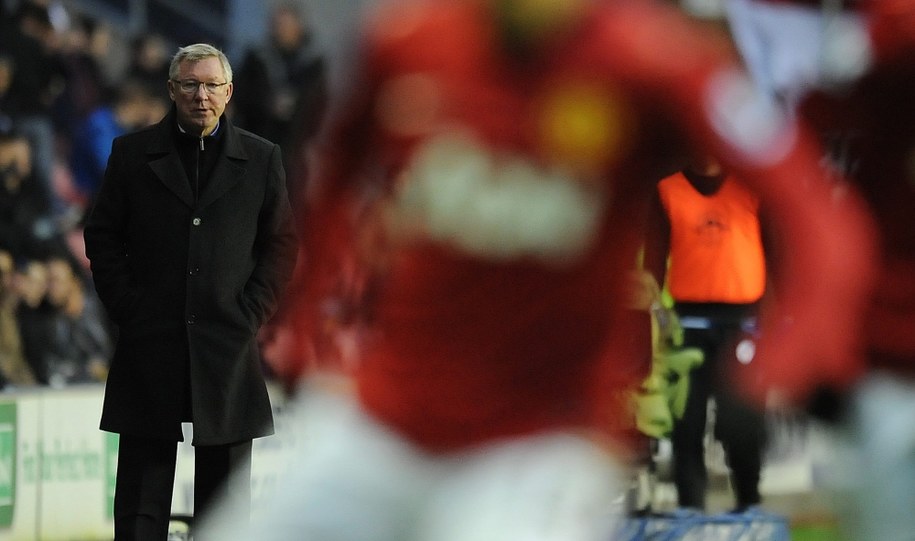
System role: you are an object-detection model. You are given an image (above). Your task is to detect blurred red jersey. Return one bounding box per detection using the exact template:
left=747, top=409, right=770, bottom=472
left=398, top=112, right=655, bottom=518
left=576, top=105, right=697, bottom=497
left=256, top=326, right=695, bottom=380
left=801, top=7, right=915, bottom=377
left=290, top=0, right=874, bottom=451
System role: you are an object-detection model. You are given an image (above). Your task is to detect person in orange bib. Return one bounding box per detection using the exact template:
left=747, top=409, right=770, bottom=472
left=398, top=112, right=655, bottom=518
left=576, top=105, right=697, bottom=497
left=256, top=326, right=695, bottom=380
left=645, top=157, right=769, bottom=513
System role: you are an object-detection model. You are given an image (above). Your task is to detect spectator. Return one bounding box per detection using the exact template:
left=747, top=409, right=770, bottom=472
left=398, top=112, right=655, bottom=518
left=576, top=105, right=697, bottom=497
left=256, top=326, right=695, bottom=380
left=126, top=33, right=172, bottom=106
left=644, top=158, right=769, bottom=512
left=0, top=247, right=37, bottom=389
left=0, top=55, right=13, bottom=118
left=12, top=257, right=55, bottom=385
left=42, top=254, right=112, bottom=387
left=54, top=12, right=107, bottom=141
left=4, top=1, right=66, bottom=216
left=85, top=15, right=121, bottom=88
left=1, top=24, right=17, bottom=157
left=0, top=2, right=12, bottom=47
left=232, top=3, right=327, bottom=175
left=0, top=128, right=61, bottom=260
left=70, top=79, right=164, bottom=217
left=52, top=12, right=114, bottom=229
left=200, top=1, right=873, bottom=540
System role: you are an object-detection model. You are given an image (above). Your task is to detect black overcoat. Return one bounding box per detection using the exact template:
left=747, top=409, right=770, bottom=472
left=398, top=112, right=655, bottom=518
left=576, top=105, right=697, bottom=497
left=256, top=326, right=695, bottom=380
left=84, top=109, right=298, bottom=445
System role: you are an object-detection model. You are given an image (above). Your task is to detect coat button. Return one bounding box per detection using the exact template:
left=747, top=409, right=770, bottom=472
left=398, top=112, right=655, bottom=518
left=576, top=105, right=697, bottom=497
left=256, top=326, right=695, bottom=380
left=186, top=314, right=197, bottom=325
left=192, top=217, right=202, bottom=226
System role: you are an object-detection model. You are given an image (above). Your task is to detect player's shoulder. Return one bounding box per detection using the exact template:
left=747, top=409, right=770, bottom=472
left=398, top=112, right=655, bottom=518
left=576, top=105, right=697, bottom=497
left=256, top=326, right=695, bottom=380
left=572, top=0, right=737, bottom=95
left=115, top=122, right=159, bottom=145
left=105, top=122, right=164, bottom=159
left=587, top=0, right=734, bottom=64
left=233, top=125, right=277, bottom=150
left=363, top=0, right=475, bottom=46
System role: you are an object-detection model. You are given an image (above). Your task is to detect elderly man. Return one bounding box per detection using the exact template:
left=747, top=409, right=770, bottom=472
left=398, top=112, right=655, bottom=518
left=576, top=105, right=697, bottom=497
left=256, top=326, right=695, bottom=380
left=84, top=43, right=298, bottom=540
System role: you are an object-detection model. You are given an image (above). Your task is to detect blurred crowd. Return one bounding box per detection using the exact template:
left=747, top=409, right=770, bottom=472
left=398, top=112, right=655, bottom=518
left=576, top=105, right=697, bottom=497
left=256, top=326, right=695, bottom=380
left=0, top=0, right=326, bottom=391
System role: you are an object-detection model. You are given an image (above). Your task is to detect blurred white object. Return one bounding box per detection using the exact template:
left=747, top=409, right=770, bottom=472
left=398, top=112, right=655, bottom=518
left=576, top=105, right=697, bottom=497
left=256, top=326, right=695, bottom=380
left=831, top=373, right=915, bottom=541
left=725, top=0, right=868, bottom=112
left=198, top=385, right=626, bottom=541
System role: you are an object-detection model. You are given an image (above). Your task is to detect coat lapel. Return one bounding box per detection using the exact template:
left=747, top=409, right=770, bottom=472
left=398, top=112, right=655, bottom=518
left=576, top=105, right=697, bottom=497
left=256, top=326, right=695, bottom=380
left=197, top=120, right=249, bottom=210
left=144, top=111, right=252, bottom=210
left=146, top=111, right=195, bottom=207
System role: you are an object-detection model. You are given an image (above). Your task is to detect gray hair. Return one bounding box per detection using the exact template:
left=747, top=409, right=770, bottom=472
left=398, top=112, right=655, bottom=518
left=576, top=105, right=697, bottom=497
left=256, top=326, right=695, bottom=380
left=169, top=43, right=233, bottom=83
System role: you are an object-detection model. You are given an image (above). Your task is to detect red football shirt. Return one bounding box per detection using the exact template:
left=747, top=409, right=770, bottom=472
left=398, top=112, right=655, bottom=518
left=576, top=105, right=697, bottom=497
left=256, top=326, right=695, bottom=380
left=290, top=0, right=874, bottom=450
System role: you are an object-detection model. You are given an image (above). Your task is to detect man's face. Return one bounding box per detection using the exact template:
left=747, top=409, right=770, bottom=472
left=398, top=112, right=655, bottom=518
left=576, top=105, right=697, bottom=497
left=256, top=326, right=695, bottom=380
left=0, top=250, right=12, bottom=295
left=45, top=259, right=75, bottom=308
left=168, top=56, right=233, bottom=136
left=14, top=261, right=48, bottom=308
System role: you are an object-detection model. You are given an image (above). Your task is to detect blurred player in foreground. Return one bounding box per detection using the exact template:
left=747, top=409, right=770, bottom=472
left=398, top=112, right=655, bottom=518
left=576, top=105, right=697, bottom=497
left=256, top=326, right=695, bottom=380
left=201, top=0, right=874, bottom=539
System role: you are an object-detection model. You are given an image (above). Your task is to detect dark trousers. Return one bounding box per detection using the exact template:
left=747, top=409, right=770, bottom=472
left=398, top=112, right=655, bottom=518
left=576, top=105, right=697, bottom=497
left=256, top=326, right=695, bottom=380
left=113, top=434, right=253, bottom=541
left=671, top=305, right=767, bottom=510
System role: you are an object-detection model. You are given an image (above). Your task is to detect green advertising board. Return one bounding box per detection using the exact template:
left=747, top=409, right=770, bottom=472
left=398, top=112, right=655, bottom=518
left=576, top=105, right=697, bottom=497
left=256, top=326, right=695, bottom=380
left=105, top=432, right=118, bottom=519
left=0, top=401, right=16, bottom=528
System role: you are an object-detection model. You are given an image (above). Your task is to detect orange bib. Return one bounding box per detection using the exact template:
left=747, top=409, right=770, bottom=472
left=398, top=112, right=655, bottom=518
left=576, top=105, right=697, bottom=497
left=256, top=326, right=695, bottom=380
left=659, top=173, right=766, bottom=303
